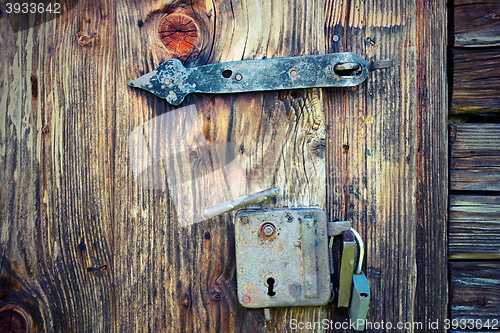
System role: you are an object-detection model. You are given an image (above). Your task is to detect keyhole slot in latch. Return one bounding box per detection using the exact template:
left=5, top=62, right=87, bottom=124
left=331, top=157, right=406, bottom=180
left=267, top=277, right=276, bottom=296
left=334, top=62, right=362, bottom=76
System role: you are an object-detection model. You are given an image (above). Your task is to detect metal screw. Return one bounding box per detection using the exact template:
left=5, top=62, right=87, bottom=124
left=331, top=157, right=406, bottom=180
left=289, top=69, right=298, bottom=78
left=332, top=34, right=340, bottom=42
left=263, top=225, right=274, bottom=236
left=242, top=295, right=251, bottom=303
left=235, top=73, right=243, bottom=81
left=261, top=222, right=276, bottom=237
left=164, top=78, right=171, bottom=85
left=240, top=216, right=249, bottom=224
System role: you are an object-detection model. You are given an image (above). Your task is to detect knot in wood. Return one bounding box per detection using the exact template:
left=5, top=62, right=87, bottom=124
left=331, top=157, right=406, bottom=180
left=0, top=306, right=31, bottom=333
left=158, top=14, right=199, bottom=60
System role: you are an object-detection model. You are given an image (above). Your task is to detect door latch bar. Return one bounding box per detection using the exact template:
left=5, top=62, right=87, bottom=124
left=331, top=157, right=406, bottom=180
left=129, top=53, right=392, bottom=105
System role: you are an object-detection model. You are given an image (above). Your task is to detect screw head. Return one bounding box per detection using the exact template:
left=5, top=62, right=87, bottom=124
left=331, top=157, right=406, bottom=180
left=235, top=73, right=243, bottom=81
left=242, top=295, right=251, bottom=303
left=240, top=216, right=249, bottom=224
left=263, top=225, right=274, bottom=236
left=260, top=222, right=276, bottom=237
left=289, top=69, right=298, bottom=78
left=164, top=78, right=171, bottom=86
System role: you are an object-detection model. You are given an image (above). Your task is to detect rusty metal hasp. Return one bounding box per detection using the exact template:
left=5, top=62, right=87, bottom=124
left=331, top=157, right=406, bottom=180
left=128, top=53, right=392, bottom=105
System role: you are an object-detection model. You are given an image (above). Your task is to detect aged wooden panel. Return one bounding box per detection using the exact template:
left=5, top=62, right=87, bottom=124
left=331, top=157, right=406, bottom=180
left=450, top=124, right=500, bottom=191
left=0, top=1, right=116, bottom=331
left=324, top=0, right=448, bottom=329
left=454, top=0, right=500, bottom=48
left=0, top=0, right=448, bottom=332
left=0, top=0, right=326, bottom=331
left=451, top=49, right=500, bottom=114
left=119, top=0, right=328, bottom=331
left=450, top=262, right=500, bottom=325
left=449, top=195, right=500, bottom=259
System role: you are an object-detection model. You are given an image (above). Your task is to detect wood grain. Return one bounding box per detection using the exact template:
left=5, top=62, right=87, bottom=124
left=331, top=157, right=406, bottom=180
left=324, top=0, right=448, bottom=330
left=451, top=49, right=500, bottom=114
left=449, top=195, right=500, bottom=259
left=450, top=262, right=500, bottom=324
left=1, top=0, right=116, bottom=331
left=454, top=0, right=500, bottom=47
left=0, top=0, right=448, bottom=331
left=450, top=124, right=500, bottom=191
left=1, top=0, right=326, bottom=331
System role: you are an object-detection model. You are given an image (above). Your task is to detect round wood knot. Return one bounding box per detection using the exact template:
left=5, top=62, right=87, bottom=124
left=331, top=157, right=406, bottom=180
left=0, top=306, right=31, bottom=333
left=158, top=13, right=199, bottom=59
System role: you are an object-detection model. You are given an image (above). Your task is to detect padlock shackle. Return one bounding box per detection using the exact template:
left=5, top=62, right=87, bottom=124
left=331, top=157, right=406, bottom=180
left=350, top=228, right=364, bottom=275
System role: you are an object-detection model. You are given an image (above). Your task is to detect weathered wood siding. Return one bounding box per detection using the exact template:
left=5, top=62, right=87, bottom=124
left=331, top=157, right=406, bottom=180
left=449, top=0, right=500, bottom=326
left=450, top=263, right=500, bottom=324
left=0, top=0, right=447, bottom=332
left=449, top=195, right=500, bottom=259
left=450, top=124, right=500, bottom=191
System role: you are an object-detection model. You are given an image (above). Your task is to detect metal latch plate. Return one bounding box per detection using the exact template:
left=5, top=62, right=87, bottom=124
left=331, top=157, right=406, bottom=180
left=235, top=208, right=331, bottom=308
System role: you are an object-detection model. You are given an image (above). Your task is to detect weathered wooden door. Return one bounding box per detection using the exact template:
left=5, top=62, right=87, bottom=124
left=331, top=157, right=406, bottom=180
left=0, top=0, right=447, bottom=332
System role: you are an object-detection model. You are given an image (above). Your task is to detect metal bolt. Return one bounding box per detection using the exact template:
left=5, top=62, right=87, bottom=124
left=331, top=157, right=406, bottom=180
left=235, top=73, right=243, bottom=81
left=261, top=222, right=276, bottom=237
left=164, top=78, right=171, bottom=85
left=263, top=225, right=274, bottom=236
left=242, top=295, right=251, bottom=303
left=289, top=69, right=298, bottom=78
left=332, top=34, right=340, bottom=42
left=240, top=216, right=249, bottom=224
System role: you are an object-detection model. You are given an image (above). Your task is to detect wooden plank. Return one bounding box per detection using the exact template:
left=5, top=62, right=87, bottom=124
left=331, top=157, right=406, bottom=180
left=454, top=0, right=500, bottom=48
left=0, top=0, right=449, bottom=331
left=451, top=49, right=500, bottom=114
left=449, top=195, right=500, bottom=259
left=1, top=0, right=327, bottom=331
left=0, top=1, right=116, bottom=331
left=450, top=262, right=500, bottom=325
left=118, top=0, right=328, bottom=331
left=324, top=0, right=448, bottom=330
left=450, top=124, right=500, bottom=191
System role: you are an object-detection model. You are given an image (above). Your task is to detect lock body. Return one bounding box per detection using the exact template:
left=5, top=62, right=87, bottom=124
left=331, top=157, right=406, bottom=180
left=349, top=272, right=371, bottom=331
left=235, top=208, right=331, bottom=308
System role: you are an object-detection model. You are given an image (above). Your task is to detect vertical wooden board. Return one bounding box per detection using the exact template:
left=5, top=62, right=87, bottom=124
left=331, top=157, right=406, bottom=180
left=413, top=0, right=448, bottom=327
left=1, top=0, right=117, bottom=331
left=325, top=0, right=447, bottom=330
left=115, top=0, right=326, bottom=332
left=113, top=2, right=205, bottom=331
left=0, top=11, right=48, bottom=333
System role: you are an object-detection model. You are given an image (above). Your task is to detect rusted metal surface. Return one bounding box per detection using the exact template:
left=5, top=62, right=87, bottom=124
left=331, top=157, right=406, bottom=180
left=234, top=208, right=331, bottom=308
left=128, top=53, right=392, bottom=105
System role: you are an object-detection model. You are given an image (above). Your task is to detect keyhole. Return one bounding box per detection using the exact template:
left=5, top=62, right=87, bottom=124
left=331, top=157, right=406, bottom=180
left=267, top=277, right=276, bottom=296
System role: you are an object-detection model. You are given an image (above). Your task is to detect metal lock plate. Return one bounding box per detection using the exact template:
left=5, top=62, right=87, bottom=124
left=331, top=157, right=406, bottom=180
left=235, top=208, right=331, bottom=308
